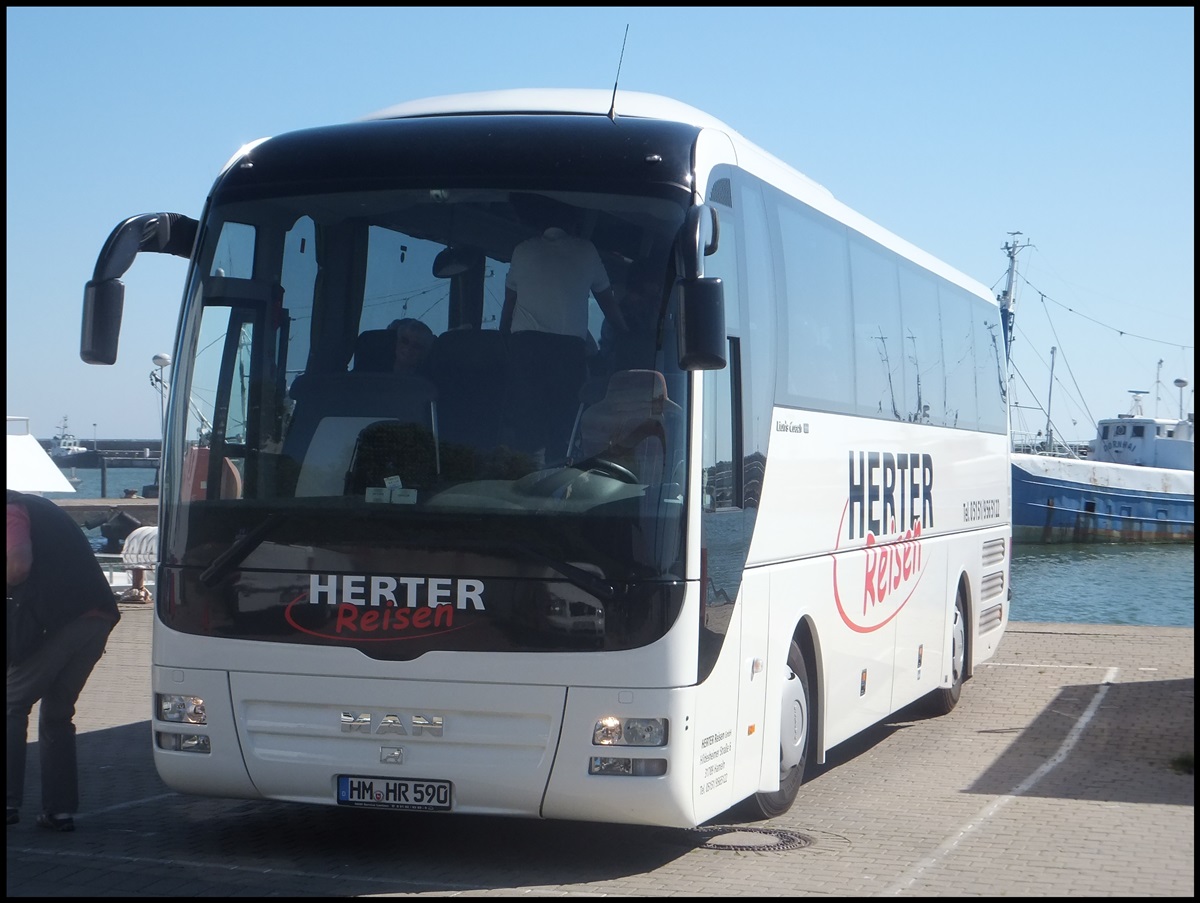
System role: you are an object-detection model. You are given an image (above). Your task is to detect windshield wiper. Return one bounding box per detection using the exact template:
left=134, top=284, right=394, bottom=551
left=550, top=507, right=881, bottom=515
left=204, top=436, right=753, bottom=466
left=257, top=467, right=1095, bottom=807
left=459, top=536, right=622, bottom=600
left=199, top=513, right=289, bottom=588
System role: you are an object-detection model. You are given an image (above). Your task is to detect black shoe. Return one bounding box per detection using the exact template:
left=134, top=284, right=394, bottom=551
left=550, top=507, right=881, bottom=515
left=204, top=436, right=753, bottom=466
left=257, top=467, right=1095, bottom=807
left=5, top=808, right=17, bottom=826
left=36, top=813, right=74, bottom=832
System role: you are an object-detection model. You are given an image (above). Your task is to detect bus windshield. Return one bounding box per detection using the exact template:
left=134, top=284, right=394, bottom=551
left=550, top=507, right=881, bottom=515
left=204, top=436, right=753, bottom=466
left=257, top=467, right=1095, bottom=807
left=160, top=184, right=691, bottom=658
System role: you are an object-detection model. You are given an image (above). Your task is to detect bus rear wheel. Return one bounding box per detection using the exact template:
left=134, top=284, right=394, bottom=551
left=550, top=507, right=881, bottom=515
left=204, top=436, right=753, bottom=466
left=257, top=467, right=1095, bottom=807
left=749, top=639, right=810, bottom=819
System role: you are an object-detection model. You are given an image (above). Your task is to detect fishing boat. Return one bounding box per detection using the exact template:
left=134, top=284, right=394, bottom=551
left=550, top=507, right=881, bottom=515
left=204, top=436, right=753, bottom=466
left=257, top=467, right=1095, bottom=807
left=49, top=415, right=88, bottom=457
left=998, top=238, right=1194, bottom=544
left=47, top=410, right=97, bottom=465
left=1010, top=391, right=1194, bottom=543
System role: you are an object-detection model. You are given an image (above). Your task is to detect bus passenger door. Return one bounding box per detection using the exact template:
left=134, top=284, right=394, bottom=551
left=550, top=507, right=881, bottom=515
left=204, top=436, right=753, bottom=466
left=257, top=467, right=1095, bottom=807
left=701, top=170, right=779, bottom=802
left=698, top=247, right=768, bottom=802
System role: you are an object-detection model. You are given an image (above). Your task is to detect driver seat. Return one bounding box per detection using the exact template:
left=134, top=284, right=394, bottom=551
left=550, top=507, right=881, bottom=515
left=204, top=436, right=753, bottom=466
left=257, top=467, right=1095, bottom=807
left=576, top=369, right=681, bottom=485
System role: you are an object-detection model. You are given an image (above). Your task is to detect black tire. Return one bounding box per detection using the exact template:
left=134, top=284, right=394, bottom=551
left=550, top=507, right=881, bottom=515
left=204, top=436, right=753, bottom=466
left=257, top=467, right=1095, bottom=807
left=749, top=639, right=811, bottom=819
left=926, top=584, right=967, bottom=716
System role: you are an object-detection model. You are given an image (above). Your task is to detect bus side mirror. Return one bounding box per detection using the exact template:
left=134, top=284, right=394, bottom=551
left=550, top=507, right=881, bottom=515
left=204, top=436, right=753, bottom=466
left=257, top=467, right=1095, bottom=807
left=678, top=205, right=720, bottom=279
left=80, top=212, right=197, bottom=365
left=81, top=279, right=125, bottom=365
left=674, top=204, right=726, bottom=369
left=677, top=276, right=726, bottom=370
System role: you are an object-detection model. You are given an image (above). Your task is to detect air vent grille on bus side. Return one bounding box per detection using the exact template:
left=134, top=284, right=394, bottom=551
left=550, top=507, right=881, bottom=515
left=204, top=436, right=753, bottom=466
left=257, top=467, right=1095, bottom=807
left=981, top=538, right=1007, bottom=567
left=980, top=571, right=1005, bottom=601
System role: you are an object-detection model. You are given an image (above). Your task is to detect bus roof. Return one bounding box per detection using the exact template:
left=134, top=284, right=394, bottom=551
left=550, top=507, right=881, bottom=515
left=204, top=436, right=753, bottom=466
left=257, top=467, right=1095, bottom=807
left=364, top=89, right=992, bottom=304
left=366, top=89, right=735, bottom=131
left=365, top=89, right=837, bottom=214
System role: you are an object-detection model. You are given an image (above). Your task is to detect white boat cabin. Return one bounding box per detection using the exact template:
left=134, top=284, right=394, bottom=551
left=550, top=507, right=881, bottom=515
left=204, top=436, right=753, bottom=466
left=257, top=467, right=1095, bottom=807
left=1090, top=412, right=1194, bottom=470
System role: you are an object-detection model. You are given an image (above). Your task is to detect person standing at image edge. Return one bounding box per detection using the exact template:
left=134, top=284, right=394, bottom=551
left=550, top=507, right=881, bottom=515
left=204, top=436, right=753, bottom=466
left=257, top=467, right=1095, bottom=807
left=7, top=489, right=120, bottom=832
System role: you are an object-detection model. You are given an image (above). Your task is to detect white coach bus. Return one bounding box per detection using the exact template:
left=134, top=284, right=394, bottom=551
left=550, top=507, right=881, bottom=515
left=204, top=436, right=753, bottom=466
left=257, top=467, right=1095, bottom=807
left=80, top=89, right=1010, bottom=828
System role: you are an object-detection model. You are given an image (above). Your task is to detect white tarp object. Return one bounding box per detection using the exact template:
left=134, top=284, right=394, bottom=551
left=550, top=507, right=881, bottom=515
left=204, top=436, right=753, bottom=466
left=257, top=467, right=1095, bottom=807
left=6, top=432, right=76, bottom=493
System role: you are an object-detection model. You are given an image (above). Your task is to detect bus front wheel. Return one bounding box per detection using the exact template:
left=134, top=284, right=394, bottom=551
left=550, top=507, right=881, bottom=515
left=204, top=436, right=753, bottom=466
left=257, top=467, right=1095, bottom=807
left=750, top=639, right=811, bottom=819
left=925, top=585, right=967, bottom=716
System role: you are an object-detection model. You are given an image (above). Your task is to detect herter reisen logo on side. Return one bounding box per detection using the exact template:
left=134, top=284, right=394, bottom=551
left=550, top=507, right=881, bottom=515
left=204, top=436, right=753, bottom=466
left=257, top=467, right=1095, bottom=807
left=833, top=451, right=934, bottom=633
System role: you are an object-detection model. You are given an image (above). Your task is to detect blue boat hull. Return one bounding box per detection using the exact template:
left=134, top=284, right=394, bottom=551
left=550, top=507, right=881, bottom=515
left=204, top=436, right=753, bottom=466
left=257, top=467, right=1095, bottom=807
left=1011, top=454, right=1194, bottom=544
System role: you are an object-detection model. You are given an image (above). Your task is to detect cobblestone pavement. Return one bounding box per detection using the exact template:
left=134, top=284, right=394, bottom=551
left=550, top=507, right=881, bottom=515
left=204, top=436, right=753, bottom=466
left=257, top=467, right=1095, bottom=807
left=6, top=607, right=1194, bottom=897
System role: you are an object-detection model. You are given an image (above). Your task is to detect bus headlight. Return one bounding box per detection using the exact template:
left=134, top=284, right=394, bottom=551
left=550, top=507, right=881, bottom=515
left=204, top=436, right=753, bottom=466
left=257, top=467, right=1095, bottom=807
left=157, top=693, right=207, bottom=724
left=156, top=732, right=211, bottom=754
left=592, top=716, right=668, bottom=746
left=589, top=756, right=667, bottom=776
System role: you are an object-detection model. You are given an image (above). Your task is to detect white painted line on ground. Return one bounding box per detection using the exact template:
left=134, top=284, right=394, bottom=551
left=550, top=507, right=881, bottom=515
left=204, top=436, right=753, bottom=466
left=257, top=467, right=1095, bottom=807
left=984, top=662, right=1114, bottom=669
left=881, top=666, right=1120, bottom=896
left=74, top=792, right=177, bottom=821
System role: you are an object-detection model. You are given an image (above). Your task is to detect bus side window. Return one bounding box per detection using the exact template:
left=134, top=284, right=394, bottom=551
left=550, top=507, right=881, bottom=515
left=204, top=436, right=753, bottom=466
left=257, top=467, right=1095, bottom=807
left=182, top=446, right=243, bottom=500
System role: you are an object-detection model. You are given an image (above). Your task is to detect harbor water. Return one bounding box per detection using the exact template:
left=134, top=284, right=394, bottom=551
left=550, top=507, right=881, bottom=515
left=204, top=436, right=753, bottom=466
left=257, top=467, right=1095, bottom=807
left=44, top=467, right=157, bottom=553
left=47, top=467, right=1193, bottom=629
left=44, top=467, right=158, bottom=503
left=1009, top=542, right=1193, bottom=628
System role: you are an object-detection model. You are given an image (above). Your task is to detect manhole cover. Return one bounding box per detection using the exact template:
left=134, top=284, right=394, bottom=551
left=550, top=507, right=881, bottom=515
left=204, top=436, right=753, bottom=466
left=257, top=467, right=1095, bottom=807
left=690, top=825, right=813, bottom=852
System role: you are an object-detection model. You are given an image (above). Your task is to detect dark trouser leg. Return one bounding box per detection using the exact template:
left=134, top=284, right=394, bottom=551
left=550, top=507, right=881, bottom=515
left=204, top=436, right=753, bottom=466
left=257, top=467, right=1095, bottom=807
left=6, top=616, right=112, bottom=815
left=503, top=332, right=542, bottom=457
left=545, top=340, right=588, bottom=462
left=6, top=688, right=32, bottom=811
left=505, top=332, right=586, bottom=463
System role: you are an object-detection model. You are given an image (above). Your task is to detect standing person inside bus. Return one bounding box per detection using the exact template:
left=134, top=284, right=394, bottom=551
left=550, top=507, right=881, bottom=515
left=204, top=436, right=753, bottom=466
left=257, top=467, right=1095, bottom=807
left=6, top=489, right=121, bottom=832
left=500, top=195, right=627, bottom=465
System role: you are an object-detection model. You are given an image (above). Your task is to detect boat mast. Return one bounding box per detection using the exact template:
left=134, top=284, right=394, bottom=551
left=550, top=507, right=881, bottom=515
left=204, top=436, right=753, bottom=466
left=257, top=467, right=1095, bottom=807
left=998, top=233, right=1033, bottom=363
left=1155, top=358, right=1163, bottom=417
left=1045, top=346, right=1056, bottom=453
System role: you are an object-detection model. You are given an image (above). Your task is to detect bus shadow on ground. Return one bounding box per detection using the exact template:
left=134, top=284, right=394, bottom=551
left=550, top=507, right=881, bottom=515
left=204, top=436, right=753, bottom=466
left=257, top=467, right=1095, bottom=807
left=19, top=721, right=706, bottom=895
left=966, top=677, right=1195, bottom=805
left=708, top=674, right=1195, bottom=829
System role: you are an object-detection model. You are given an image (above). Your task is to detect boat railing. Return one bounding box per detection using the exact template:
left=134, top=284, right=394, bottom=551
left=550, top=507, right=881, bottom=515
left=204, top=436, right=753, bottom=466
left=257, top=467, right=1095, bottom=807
left=96, top=551, right=154, bottom=604
left=1011, top=431, right=1089, bottom=458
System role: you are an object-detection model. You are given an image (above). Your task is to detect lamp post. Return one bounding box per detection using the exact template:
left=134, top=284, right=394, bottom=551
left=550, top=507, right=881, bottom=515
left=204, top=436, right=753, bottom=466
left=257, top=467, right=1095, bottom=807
left=152, top=353, right=172, bottom=431
left=1174, top=378, right=1188, bottom=420
left=92, top=422, right=97, bottom=452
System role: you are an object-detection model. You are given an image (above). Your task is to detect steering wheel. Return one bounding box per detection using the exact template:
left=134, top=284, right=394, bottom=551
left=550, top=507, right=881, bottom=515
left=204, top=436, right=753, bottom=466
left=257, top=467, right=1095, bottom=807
left=524, top=455, right=640, bottom=498
left=573, top=456, right=639, bottom=485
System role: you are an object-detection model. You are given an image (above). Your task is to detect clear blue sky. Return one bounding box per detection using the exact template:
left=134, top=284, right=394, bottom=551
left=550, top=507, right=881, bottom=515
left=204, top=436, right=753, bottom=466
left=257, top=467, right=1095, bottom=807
left=6, top=7, right=1194, bottom=441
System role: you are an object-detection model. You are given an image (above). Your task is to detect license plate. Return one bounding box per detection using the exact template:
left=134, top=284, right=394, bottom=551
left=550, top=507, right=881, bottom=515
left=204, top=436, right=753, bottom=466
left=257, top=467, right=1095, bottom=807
left=337, top=775, right=453, bottom=811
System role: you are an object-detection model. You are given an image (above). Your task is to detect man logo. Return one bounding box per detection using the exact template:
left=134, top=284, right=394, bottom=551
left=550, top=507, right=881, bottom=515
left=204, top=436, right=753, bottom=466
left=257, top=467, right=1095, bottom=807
left=340, top=711, right=444, bottom=737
